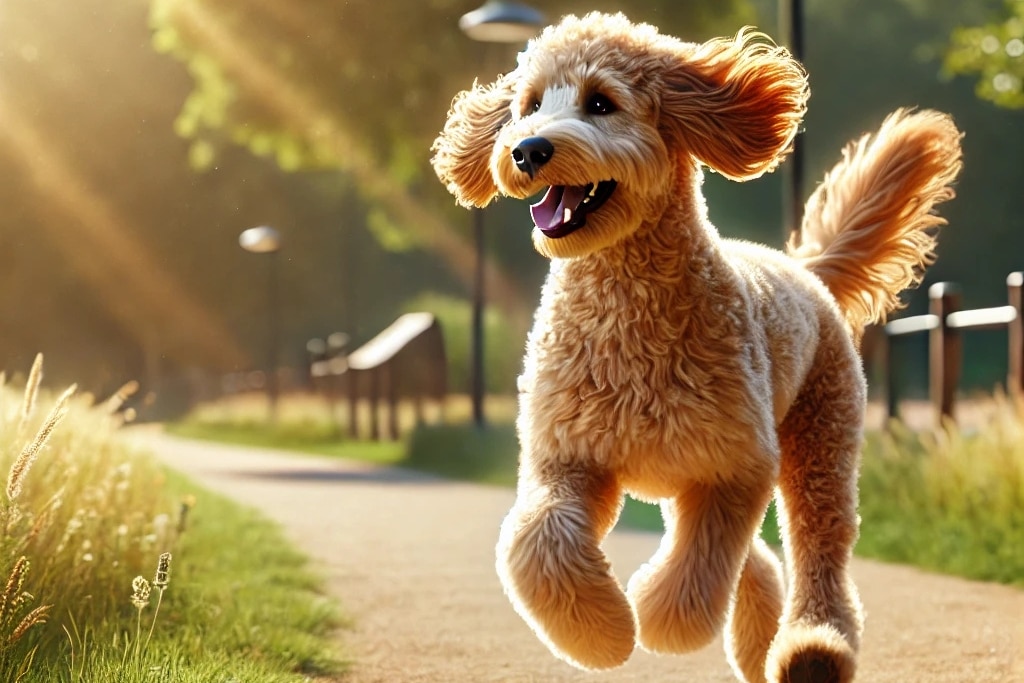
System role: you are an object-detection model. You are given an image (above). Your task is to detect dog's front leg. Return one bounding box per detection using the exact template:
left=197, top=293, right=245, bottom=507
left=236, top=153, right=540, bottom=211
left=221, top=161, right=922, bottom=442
left=496, top=466, right=635, bottom=670
left=627, top=474, right=775, bottom=656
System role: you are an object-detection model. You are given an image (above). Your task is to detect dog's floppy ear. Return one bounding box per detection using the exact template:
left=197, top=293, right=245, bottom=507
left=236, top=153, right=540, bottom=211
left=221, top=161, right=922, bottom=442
left=431, top=74, right=515, bottom=208
left=658, top=29, right=808, bottom=181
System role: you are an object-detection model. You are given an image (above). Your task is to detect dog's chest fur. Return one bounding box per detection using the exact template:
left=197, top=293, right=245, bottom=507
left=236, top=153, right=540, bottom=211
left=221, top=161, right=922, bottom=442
left=516, top=228, right=798, bottom=490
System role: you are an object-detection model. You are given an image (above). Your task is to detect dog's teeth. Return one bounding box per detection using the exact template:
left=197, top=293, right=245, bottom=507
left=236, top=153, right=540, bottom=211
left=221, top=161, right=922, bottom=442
left=581, top=185, right=597, bottom=205
left=563, top=207, right=573, bottom=223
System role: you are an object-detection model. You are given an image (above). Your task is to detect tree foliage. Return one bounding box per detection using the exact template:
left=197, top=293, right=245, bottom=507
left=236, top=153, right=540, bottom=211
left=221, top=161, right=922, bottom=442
left=146, top=0, right=756, bottom=286
left=946, top=0, right=1024, bottom=109
left=149, top=0, right=756, bottom=179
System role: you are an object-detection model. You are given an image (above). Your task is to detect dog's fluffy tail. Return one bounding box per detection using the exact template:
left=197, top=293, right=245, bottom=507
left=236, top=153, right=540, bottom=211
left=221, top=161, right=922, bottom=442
left=787, top=108, right=963, bottom=330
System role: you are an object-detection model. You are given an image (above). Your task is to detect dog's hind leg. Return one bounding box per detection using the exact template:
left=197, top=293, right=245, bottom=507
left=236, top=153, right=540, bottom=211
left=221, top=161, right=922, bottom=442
left=767, top=338, right=864, bottom=683
left=725, top=536, right=785, bottom=683
left=495, top=466, right=635, bottom=670
left=627, top=473, right=775, bottom=656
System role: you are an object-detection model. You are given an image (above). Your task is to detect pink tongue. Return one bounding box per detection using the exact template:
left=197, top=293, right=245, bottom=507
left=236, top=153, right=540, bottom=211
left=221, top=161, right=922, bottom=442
left=530, top=185, right=587, bottom=230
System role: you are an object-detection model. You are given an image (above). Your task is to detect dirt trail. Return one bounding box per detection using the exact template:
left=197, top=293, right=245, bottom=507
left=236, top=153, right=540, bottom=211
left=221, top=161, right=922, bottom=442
left=128, top=430, right=1023, bottom=683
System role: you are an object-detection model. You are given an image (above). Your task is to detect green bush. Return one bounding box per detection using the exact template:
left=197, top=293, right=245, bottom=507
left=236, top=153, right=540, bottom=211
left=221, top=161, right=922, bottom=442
left=405, top=422, right=519, bottom=486
left=858, top=397, right=1024, bottom=585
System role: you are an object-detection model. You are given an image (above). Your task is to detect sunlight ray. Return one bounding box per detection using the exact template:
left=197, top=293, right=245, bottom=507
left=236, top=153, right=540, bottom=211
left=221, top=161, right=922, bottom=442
left=0, top=96, right=247, bottom=371
left=169, top=0, right=530, bottom=322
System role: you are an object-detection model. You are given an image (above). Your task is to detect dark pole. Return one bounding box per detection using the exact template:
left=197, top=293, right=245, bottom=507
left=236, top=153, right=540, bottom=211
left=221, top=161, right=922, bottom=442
left=267, top=250, right=281, bottom=423
left=885, top=334, right=899, bottom=421
left=459, top=2, right=545, bottom=429
left=239, top=225, right=283, bottom=424
left=471, top=207, right=486, bottom=427
left=780, top=0, right=806, bottom=242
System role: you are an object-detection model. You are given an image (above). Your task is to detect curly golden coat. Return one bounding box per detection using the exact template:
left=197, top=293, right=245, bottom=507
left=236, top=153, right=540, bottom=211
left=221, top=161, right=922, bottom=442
left=432, top=12, right=962, bottom=683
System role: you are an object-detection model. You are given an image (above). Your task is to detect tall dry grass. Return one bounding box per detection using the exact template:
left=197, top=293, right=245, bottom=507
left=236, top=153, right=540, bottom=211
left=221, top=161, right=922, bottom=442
left=0, top=356, right=179, bottom=672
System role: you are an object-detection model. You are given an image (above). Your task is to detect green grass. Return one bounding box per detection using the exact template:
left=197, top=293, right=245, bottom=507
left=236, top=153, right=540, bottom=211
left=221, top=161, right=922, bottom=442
left=42, top=471, right=344, bottom=683
left=405, top=423, right=518, bottom=486
left=0, top=358, right=343, bottom=681
left=170, top=419, right=404, bottom=465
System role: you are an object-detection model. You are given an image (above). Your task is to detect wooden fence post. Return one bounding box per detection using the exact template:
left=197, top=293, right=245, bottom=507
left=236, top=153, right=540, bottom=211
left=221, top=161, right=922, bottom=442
left=384, top=363, right=399, bottom=440
left=369, top=367, right=380, bottom=441
left=929, top=282, right=962, bottom=422
left=346, top=371, right=359, bottom=439
left=885, top=333, right=899, bottom=421
left=1008, top=272, right=1024, bottom=396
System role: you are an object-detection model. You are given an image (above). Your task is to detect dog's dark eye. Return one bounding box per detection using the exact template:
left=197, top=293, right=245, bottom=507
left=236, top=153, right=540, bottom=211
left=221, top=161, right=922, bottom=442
left=585, top=93, right=616, bottom=115
left=528, top=98, right=541, bottom=114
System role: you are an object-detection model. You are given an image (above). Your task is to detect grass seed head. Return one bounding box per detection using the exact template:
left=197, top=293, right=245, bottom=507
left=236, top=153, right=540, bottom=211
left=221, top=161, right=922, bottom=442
left=9, top=604, right=50, bottom=643
left=0, top=557, right=29, bottom=627
left=104, top=380, right=140, bottom=414
left=6, top=384, right=76, bottom=501
left=131, top=576, right=151, bottom=610
left=154, top=553, right=171, bottom=590
left=19, top=353, right=44, bottom=427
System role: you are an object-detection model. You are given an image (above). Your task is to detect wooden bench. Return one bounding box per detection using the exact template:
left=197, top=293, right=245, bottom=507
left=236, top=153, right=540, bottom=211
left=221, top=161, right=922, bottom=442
left=310, top=312, right=447, bottom=440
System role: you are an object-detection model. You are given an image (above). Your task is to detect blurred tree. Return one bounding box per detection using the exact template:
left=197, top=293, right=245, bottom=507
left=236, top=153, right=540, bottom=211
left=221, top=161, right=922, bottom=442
left=945, top=0, right=1024, bottom=109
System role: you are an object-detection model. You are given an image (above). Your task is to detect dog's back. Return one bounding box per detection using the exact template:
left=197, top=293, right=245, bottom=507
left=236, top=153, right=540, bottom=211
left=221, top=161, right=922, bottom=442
left=787, top=109, right=963, bottom=332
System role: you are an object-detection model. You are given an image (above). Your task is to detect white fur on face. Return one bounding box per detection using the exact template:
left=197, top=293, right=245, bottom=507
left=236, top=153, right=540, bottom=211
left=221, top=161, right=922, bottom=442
left=535, top=85, right=579, bottom=118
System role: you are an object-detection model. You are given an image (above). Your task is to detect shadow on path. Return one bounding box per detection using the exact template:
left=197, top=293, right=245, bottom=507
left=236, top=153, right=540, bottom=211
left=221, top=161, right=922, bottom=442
left=213, top=466, right=445, bottom=485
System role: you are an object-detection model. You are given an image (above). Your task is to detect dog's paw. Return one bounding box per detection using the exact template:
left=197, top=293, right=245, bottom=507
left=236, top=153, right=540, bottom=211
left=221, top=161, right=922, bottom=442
left=627, top=560, right=730, bottom=654
left=765, top=623, right=856, bottom=683
left=529, top=571, right=636, bottom=670
left=497, top=500, right=636, bottom=669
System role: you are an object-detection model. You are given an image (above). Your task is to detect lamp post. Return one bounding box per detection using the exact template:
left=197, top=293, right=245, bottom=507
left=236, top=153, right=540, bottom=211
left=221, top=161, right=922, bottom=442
left=459, top=1, right=545, bottom=428
left=779, top=0, right=806, bottom=241
left=239, top=225, right=283, bottom=423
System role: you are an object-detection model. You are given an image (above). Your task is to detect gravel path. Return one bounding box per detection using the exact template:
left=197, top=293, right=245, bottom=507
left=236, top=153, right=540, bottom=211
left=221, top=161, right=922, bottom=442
left=128, top=430, right=1023, bottom=683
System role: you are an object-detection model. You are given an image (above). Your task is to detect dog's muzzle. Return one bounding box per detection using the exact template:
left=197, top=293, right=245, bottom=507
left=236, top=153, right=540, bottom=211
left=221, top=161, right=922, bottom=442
left=512, top=136, right=617, bottom=240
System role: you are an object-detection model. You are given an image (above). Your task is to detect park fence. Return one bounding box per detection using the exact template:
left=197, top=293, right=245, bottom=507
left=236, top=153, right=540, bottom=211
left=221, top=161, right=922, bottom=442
left=880, top=271, right=1024, bottom=426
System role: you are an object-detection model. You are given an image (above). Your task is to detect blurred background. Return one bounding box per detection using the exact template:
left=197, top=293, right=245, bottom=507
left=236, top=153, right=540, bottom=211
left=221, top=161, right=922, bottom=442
left=0, top=0, right=1021, bottom=417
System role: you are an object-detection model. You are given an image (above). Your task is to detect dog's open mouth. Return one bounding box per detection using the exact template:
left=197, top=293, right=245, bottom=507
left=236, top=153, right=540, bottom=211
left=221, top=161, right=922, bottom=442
left=529, top=181, right=617, bottom=239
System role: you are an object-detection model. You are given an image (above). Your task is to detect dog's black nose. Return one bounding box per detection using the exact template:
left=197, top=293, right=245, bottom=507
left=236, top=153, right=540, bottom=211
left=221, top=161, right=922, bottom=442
left=511, top=137, right=554, bottom=178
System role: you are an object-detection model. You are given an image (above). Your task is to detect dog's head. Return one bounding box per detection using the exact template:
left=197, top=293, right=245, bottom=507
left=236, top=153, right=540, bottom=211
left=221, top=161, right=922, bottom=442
left=431, top=12, right=808, bottom=259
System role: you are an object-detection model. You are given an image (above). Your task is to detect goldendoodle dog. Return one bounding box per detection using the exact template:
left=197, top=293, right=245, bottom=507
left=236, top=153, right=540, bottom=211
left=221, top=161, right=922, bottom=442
left=432, top=12, right=962, bottom=683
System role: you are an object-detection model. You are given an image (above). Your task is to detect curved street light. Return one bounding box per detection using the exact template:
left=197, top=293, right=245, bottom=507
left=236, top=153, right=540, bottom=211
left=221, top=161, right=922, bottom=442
left=239, top=225, right=283, bottom=422
left=459, top=2, right=544, bottom=428
left=239, top=225, right=282, bottom=254
left=459, top=1, right=545, bottom=43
